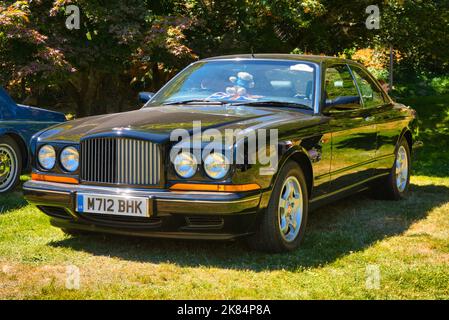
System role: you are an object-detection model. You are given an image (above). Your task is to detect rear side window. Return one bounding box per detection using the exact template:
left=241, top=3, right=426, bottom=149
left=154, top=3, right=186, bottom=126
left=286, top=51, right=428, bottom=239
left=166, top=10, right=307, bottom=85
left=324, top=65, right=361, bottom=110
left=351, top=66, right=385, bottom=108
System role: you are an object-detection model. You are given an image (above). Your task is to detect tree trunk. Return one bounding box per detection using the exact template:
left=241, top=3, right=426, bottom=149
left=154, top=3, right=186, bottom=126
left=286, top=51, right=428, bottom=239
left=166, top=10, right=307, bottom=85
left=65, top=73, right=88, bottom=118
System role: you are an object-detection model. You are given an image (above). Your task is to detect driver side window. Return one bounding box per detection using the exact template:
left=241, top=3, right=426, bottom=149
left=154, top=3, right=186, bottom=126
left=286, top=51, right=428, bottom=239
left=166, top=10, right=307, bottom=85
left=324, top=65, right=361, bottom=110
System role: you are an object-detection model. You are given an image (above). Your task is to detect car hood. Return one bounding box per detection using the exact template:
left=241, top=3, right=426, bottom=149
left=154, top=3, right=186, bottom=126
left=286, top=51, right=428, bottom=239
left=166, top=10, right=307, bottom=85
left=36, top=105, right=314, bottom=143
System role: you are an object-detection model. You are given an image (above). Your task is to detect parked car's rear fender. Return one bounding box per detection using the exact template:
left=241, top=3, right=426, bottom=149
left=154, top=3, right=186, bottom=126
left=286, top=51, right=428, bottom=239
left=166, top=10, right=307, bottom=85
left=0, top=128, right=28, bottom=171
left=15, top=104, right=66, bottom=122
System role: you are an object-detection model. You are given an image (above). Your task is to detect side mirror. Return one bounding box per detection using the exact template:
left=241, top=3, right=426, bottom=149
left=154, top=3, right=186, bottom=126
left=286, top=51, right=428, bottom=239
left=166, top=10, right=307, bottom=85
left=138, top=92, right=154, bottom=104
left=323, top=96, right=360, bottom=114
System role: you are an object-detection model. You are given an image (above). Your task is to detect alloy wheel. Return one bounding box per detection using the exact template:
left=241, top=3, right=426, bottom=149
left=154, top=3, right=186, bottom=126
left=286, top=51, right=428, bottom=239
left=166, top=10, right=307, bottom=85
left=0, top=145, right=17, bottom=192
left=278, top=176, right=303, bottom=242
left=395, top=145, right=409, bottom=193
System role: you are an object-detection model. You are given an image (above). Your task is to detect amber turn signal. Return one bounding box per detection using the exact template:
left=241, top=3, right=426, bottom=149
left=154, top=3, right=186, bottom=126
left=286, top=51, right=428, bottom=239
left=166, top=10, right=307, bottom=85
left=31, top=173, right=79, bottom=184
left=169, top=183, right=261, bottom=192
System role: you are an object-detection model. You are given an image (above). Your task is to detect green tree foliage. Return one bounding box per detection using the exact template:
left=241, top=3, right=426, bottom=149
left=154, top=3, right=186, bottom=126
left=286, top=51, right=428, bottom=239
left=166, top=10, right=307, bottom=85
left=381, top=0, right=449, bottom=75
left=0, top=0, right=448, bottom=116
left=0, top=1, right=71, bottom=98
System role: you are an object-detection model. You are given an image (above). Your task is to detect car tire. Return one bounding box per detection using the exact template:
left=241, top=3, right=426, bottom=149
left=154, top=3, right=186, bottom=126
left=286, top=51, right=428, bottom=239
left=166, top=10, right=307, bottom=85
left=247, top=161, right=309, bottom=253
left=0, top=136, right=22, bottom=193
left=372, top=138, right=411, bottom=200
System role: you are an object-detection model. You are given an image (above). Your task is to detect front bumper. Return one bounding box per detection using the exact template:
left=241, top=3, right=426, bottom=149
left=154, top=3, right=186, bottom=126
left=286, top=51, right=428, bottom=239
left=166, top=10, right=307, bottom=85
left=23, top=180, right=262, bottom=240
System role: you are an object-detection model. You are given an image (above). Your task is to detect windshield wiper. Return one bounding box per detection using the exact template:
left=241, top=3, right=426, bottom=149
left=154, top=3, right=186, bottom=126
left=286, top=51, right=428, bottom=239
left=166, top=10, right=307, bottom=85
left=163, top=99, right=228, bottom=105
left=162, top=99, right=311, bottom=110
left=230, top=100, right=312, bottom=110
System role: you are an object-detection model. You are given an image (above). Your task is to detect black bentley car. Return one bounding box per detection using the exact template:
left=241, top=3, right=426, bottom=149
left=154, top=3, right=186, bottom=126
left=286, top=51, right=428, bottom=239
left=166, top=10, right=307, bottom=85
left=23, top=55, right=420, bottom=252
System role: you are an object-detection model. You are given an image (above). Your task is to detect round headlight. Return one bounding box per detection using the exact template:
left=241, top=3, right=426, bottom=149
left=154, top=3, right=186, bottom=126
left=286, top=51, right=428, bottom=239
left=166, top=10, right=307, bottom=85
left=204, top=153, right=230, bottom=180
left=174, top=152, right=197, bottom=178
left=60, top=146, right=79, bottom=172
left=38, top=145, right=56, bottom=170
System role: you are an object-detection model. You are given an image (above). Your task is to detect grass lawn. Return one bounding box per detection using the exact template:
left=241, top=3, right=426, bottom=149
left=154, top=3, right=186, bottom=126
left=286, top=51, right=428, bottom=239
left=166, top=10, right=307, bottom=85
left=1, top=96, right=448, bottom=299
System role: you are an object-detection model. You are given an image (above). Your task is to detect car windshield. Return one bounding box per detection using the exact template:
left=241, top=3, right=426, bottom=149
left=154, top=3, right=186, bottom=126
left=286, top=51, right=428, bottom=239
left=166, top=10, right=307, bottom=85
left=147, top=60, right=316, bottom=110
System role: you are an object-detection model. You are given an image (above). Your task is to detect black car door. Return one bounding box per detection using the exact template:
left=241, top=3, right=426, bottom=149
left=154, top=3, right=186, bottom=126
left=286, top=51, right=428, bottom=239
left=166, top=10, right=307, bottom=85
left=324, top=64, right=377, bottom=193
left=348, top=65, right=403, bottom=177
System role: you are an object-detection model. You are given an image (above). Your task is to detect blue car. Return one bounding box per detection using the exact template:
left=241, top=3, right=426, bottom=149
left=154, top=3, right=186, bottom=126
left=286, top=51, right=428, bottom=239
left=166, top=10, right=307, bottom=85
left=0, top=87, right=66, bottom=193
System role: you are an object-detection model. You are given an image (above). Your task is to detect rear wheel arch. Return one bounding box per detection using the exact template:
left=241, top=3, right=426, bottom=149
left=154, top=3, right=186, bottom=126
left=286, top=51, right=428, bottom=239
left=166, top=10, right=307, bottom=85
left=2, top=132, right=27, bottom=171
left=403, top=130, right=413, bottom=152
left=371, top=138, right=411, bottom=200
left=0, top=134, right=23, bottom=192
left=397, top=128, right=413, bottom=153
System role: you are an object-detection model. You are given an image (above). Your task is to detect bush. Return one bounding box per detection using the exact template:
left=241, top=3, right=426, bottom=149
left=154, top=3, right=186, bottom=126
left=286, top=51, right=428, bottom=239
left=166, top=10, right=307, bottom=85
left=431, top=77, right=449, bottom=95
left=391, top=74, right=449, bottom=98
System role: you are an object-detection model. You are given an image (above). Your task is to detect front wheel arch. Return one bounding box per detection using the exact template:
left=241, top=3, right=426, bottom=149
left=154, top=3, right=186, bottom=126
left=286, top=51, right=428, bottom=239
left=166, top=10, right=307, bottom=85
left=271, top=148, right=314, bottom=199
left=247, top=160, right=309, bottom=252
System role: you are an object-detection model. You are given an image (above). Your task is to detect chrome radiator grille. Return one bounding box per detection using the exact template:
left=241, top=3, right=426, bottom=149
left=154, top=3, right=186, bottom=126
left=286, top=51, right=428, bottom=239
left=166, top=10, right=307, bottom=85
left=80, top=138, right=161, bottom=186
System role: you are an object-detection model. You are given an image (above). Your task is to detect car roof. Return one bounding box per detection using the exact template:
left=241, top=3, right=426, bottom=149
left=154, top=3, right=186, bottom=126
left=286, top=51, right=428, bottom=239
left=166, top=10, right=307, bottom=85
left=202, top=54, right=357, bottom=65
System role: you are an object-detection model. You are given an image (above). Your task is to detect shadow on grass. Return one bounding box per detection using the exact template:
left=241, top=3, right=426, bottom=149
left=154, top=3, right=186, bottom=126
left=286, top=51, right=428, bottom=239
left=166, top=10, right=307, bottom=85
left=0, top=180, right=28, bottom=214
left=0, top=192, right=27, bottom=214
left=48, top=183, right=449, bottom=271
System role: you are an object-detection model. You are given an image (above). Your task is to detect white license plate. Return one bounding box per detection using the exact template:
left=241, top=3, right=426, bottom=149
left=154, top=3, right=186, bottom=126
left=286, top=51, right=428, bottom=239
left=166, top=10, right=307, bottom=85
left=76, top=194, right=149, bottom=217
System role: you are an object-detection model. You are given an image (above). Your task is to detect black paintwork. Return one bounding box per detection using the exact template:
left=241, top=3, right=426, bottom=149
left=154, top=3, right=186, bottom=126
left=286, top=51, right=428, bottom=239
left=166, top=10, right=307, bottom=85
left=23, top=55, right=419, bottom=239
